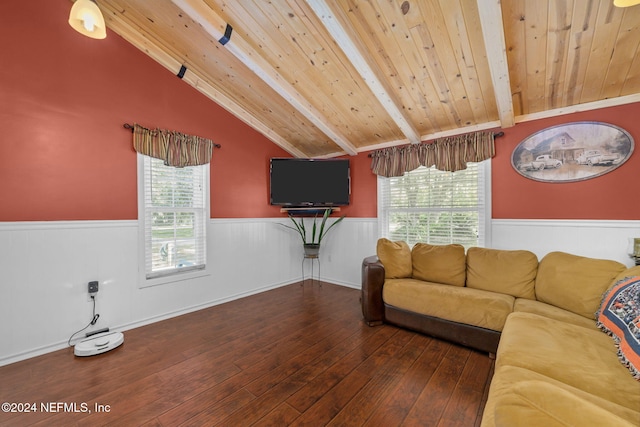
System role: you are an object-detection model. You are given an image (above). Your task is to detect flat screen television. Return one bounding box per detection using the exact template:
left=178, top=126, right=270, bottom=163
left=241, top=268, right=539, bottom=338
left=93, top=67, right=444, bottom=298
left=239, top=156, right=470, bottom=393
left=270, top=158, right=350, bottom=207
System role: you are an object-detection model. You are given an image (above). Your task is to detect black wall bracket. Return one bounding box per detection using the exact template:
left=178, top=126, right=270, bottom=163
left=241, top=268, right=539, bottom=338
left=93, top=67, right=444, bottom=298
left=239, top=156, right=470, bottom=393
left=177, top=65, right=187, bottom=79
left=219, top=24, right=233, bottom=45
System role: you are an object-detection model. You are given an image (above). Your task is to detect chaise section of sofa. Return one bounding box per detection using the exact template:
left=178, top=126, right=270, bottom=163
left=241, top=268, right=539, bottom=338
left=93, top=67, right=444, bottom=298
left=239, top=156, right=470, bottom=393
left=481, top=312, right=640, bottom=427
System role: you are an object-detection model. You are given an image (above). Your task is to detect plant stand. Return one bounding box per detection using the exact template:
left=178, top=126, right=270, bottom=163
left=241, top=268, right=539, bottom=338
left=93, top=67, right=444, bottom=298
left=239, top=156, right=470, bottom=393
left=302, top=246, right=321, bottom=287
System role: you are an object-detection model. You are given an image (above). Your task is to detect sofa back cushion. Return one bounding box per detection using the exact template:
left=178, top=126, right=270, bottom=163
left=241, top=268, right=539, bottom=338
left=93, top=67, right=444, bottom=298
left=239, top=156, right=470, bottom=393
left=612, top=265, right=640, bottom=284
left=411, top=243, right=466, bottom=287
left=535, top=251, right=626, bottom=319
left=466, top=247, right=538, bottom=299
left=376, top=238, right=412, bottom=279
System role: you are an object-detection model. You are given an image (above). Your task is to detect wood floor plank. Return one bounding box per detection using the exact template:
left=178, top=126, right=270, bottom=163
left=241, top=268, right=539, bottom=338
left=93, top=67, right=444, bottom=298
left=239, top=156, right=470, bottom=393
left=243, top=317, right=367, bottom=397
left=0, top=282, right=494, bottom=427
left=327, top=334, right=433, bottom=426
left=97, top=358, right=243, bottom=427
left=156, top=328, right=347, bottom=426
left=206, top=364, right=315, bottom=426
left=174, top=388, right=257, bottom=427
left=363, top=337, right=452, bottom=426
left=254, top=402, right=301, bottom=426
left=284, top=325, right=399, bottom=413
left=289, top=369, right=371, bottom=426
left=402, top=344, right=471, bottom=426
left=438, top=350, right=494, bottom=427
left=474, top=356, right=495, bottom=427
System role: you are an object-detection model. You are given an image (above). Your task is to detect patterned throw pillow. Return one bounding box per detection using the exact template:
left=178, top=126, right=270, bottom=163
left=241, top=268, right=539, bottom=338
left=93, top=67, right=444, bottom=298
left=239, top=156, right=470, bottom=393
left=596, top=276, right=640, bottom=380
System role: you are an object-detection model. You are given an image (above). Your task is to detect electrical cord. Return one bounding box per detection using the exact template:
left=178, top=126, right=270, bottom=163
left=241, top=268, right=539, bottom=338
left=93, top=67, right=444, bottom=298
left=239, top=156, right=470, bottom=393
left=67, top=295, right=100, bottom=347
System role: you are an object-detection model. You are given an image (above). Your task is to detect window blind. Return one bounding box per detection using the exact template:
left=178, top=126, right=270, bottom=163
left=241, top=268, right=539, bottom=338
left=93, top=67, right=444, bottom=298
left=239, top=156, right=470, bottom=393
left=378, top=163, right=486, bottom=248
left=143, top=156, right=207, bottom=279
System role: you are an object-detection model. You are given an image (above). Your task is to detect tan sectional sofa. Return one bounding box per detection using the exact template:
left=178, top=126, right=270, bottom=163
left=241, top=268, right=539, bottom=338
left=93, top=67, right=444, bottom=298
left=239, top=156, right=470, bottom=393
left=361, top=239, right=640, bottom=426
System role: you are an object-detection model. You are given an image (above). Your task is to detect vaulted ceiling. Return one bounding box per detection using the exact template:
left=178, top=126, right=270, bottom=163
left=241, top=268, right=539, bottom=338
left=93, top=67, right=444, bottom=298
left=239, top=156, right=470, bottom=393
left=94, top=0, right=640, bottom=158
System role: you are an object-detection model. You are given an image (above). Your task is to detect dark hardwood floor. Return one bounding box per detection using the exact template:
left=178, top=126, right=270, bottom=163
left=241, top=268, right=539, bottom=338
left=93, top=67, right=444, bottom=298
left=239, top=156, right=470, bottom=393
left=0, top=282, right=494, bottom=426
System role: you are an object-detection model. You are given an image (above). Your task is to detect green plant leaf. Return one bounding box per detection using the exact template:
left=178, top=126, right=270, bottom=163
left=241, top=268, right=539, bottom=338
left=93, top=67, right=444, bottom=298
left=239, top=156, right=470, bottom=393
left=279, top=211, right=345, bottom=245
left=318, top=210, right=345, bottom=244
left=316, top=209, right=329, bottom=244
left=311, top=213, right=318, bottom=244
left=282, top=214, right=307, bottom=244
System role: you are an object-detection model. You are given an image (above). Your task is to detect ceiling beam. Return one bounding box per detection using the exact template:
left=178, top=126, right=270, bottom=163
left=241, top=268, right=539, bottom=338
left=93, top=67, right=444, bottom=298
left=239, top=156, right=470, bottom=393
left=476, top=0, right=515, bottom=128
left=99, top=1, right=307, bottom=158
left=305, top=0, right=422, bottom=145
left=171, top=0, right=358, bottom=156
left=515, top=93, right=640, bottom=124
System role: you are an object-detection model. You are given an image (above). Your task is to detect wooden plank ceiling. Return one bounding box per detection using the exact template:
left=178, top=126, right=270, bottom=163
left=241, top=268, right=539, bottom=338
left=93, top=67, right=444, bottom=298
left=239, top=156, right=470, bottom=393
left=94, top=0, right=640, bottom=158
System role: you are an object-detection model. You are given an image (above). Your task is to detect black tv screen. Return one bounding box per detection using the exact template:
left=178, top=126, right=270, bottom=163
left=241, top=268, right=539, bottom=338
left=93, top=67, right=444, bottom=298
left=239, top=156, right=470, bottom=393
left=270, top=158, right=350, bottom=207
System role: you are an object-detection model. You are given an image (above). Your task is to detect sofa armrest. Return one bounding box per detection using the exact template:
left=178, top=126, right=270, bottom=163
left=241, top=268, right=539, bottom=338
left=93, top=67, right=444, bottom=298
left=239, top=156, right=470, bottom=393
left=361, top=255, right=386, bottom=326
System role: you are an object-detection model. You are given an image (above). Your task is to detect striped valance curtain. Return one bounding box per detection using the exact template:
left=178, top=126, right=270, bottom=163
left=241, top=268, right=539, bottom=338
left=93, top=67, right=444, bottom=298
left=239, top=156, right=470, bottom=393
left=132, top=123, right=214, bottom=168
left=370, top=131, right=496, bottom=177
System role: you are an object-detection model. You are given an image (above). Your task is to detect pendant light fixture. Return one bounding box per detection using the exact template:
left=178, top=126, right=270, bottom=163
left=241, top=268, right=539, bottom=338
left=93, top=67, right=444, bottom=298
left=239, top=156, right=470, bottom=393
left=613, top=0, right=640, bottom=6
left=68, top=0, right=106, bottom=39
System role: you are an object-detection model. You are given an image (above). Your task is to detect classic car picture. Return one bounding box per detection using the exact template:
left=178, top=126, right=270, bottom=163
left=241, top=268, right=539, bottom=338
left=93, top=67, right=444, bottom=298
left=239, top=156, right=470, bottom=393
left=518, top=154, right=563, bottom=171
left=575, top=150, right=619, bottom=166
left=511, top=122, right=634, bottom=183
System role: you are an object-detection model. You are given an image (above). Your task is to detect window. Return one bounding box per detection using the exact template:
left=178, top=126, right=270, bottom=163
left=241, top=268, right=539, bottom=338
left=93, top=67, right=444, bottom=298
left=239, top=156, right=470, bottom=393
left=138, top=154, right=209, bottom=284
left=378, top=161, right=490, bottom=248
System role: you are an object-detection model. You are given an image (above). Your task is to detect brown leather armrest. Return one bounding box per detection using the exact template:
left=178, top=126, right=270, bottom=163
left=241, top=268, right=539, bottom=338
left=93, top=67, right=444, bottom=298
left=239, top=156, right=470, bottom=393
left=361, top=255, right=385, bottom=326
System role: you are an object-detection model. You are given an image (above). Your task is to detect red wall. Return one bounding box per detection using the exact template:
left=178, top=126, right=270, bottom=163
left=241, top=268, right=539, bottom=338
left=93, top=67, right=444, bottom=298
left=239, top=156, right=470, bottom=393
left=0, top=0, right=289, bottom=221
left=335, top=152, right=377, bottom=218
left=492, top=103, right=640, bottom=220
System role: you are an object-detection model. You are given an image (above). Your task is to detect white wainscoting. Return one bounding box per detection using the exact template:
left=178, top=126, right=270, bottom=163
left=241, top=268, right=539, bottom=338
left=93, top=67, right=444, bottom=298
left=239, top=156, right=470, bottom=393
left=0, top=220, right=140, bottom=366
left=0, top=218, right=300, bottom=366
left=4, top=217, right=633, bottom=365
left=305, top=218, right=379, bottom=289
left=491, top=219, right=640, bottom=267
left=0, top=217, right=378, bottom=366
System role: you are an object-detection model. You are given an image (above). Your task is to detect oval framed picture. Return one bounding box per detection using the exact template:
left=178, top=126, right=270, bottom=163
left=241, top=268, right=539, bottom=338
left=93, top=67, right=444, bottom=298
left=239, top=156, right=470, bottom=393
left=511, top=121, right=634, bottom=183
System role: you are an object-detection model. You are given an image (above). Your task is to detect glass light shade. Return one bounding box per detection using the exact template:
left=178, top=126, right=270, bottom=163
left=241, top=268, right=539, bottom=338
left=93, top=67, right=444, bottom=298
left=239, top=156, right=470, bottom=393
left=68, top=0, right=106, bottom=39
left=614, top=0, right=640, bottom=6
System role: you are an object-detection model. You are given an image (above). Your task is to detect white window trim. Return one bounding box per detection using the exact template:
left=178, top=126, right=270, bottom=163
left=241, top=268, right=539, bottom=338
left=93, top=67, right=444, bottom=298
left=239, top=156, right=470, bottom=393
left=136, top=153, right=211, bottom=288
left=482, top=159, right=492, bottom=248
left=377, top=160, right=492, bottom=247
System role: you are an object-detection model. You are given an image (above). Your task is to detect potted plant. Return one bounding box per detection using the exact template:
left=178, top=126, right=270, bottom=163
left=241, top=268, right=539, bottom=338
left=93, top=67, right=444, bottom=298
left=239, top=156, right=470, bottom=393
left=281, top=209, right=345, bottom=256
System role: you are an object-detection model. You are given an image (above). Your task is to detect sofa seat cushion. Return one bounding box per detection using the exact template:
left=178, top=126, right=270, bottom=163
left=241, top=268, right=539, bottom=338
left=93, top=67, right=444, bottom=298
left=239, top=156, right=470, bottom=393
left=493, top=380, right=638, bottom=427
left=411, top=243, right=466, bottom=287
left=383, top=278, right=514, bottom=332
left=496, top=312, right=640, bottom=412
left=481, top=365, right=640, bottom=427
left=513, top=298, right=597, bottom=330
left=466, top=247, right=538, bottom=299
left=535, top=251, right=626, bottom=319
